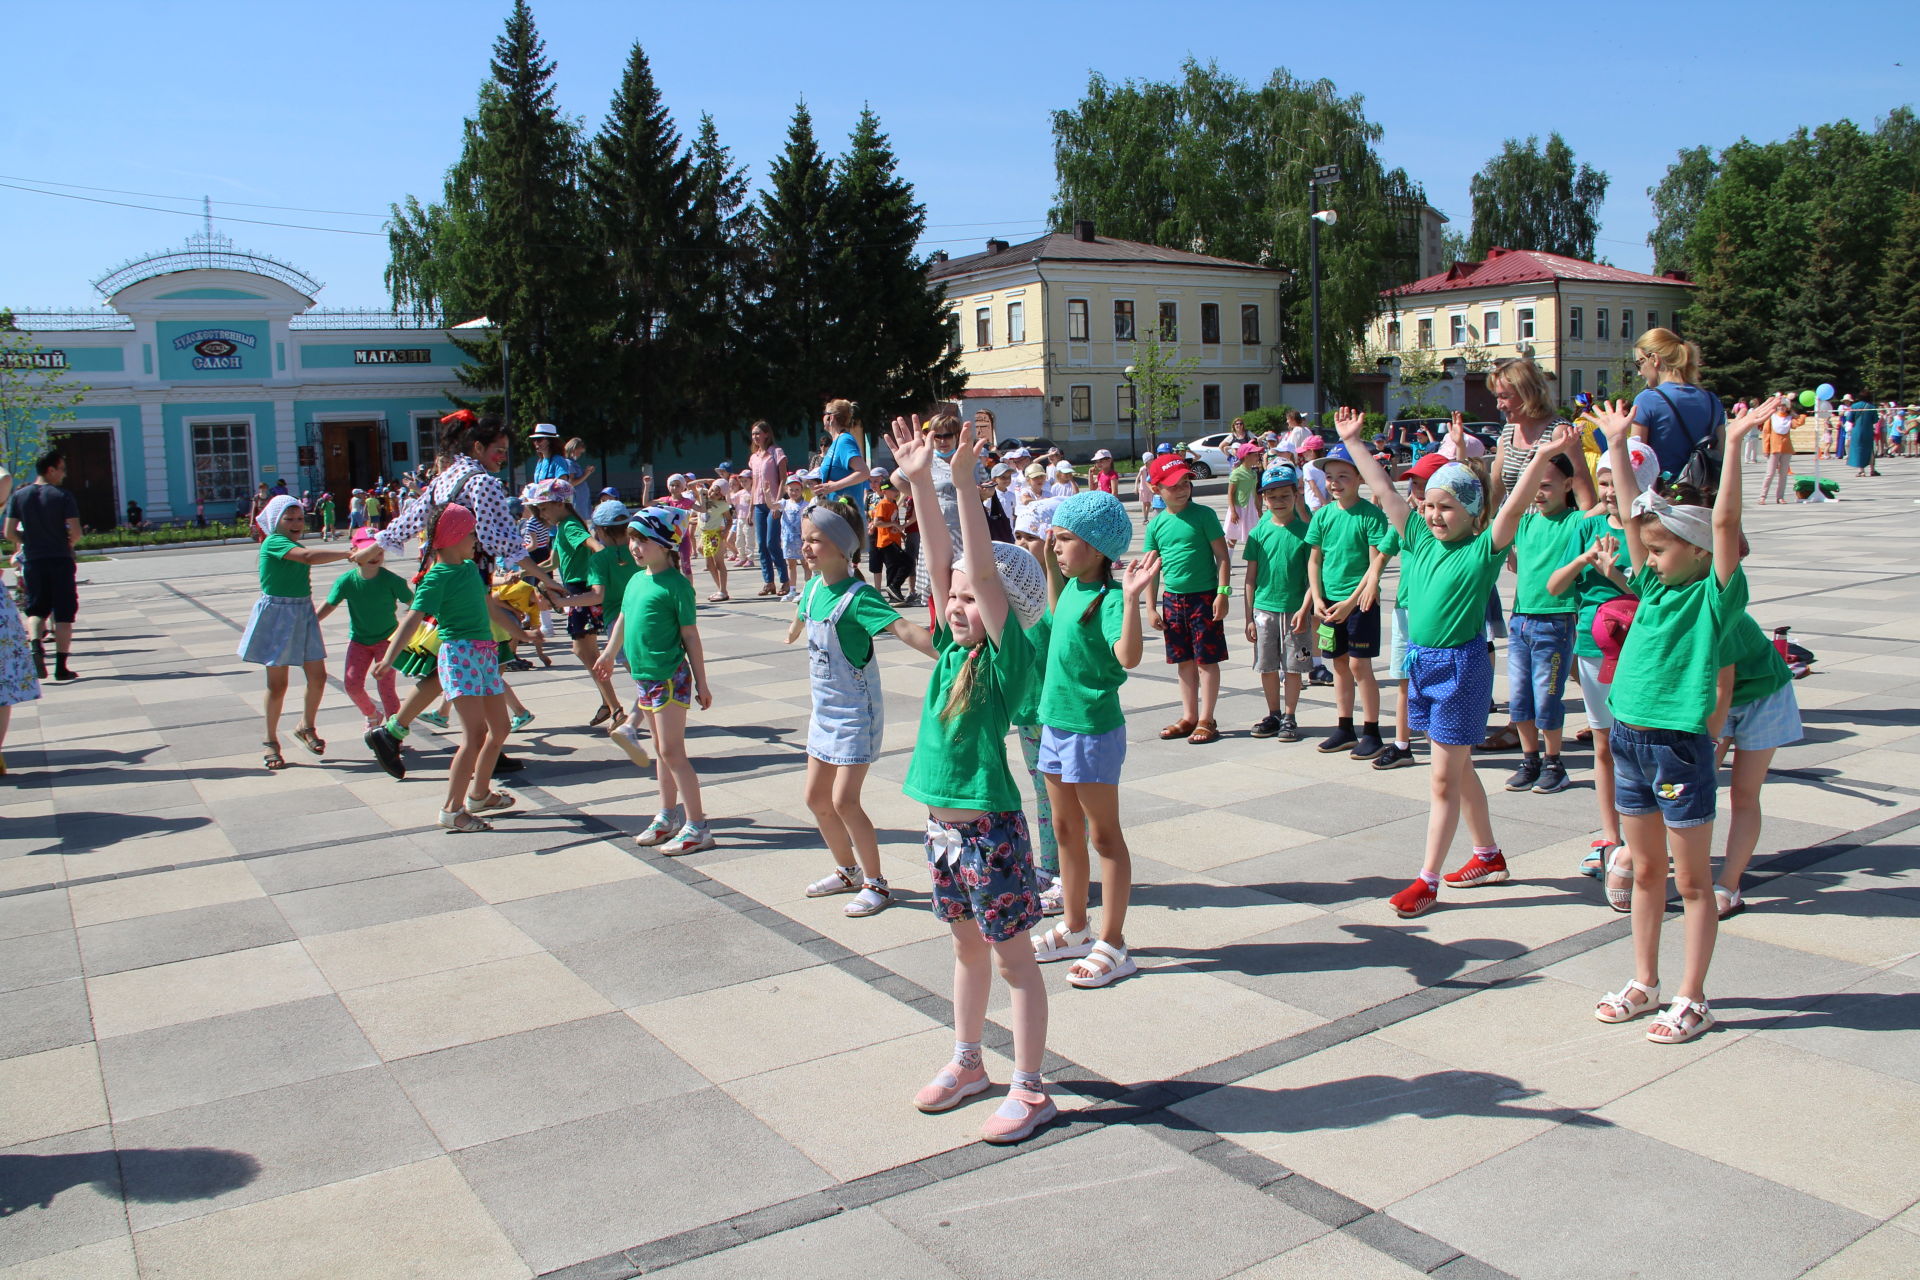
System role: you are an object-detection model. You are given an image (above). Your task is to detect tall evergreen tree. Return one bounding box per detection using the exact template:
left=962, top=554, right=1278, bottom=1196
left=384, top=0, right=595, bottom=444
left=586, top=41, right=693, bottom=458
left=1866, top=194, right=1920, bottom=401
left=1770, top=213, right=1864, bottom=393
left=1467, top=133, right=1609, bottom=260
left=678, top=114, right=757, bottom=455
left=1685, top=232, right=1772, bottom=398
left=752, top=103, right=842, bottom=433
left=832, top=107, right=965, bottom=421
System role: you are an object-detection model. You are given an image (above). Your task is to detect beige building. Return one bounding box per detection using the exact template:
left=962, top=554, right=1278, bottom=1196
left=928, top=222, right=1291, bottom=455
left=1365, top=248, right=1697, bottom=415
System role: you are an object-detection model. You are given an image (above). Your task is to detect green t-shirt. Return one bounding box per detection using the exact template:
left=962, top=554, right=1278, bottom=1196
left=1034, top=578, right=1127, bottom=734
left=549, top=515, right=594, bottom=584
left=1511, top=507, right=1581, bottom=615
left=325, top=567, right=414, bottom=645
left=1144, top=501, right=1226, bottom=595
left=318, top=500, right=336, bottom=524
left=1721, top=611, right=1793, bottom=708
left=1228, top=465, right=1258, bottom=512
left=587, top=546, right=640, bottom=628
left=797, top=575, right=901, bottom=668
left=1305, top=499, right=1389, bottom=602
left=1243, top=515, right=1312, bottom=614
left=1555, top=511, right=1631, bottom=658
left=412, top=561, right=491, bottom=642
left=902, top=622, right=1036, bottom=812
left=1014, top=618, right=1051, bottom=729
left=258, top=533, right=310, bottom=598
left=1609, top=565, right=1750, bottom=735
left=1379, top=528, right=1407, bottom=608
left=1399, top=516, right=1507, bottom=649
left=621, top=567, right=697, bottom=680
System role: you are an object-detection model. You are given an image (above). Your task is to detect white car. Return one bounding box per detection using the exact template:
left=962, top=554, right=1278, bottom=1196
left=1179, top=432, right=1235, bottom=480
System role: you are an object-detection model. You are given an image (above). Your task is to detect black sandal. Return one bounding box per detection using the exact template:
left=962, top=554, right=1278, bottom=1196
left=263, top=741, right=286, bottom=771
left=292, top=725, right=326, bottom=756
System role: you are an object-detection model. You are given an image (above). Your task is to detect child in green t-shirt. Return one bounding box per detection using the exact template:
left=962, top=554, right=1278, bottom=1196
left=318, top=493, right=337, bottom=541
left=890, top=417, right=1057, bottom=1145
left=1502, top=450, right=1587, bottom=797
left=1242, top=464, right=1314, bottom=743
left=593, top=503, right=715, bottom=855
left=1589, top=395, right=1783, bottom=1046
left=1304, top=443, right=1391, bottom=760
left=316, top=528, right=414, bottom=729
left=236, top=495, right=350, bottom=772
left=1143, top=453, right=1231, bottom=745
left=523, top=479, right=607, bottom=722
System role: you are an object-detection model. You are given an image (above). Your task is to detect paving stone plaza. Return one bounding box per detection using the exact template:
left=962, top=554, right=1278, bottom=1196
left=2, top=465, right=1918, bottom=1280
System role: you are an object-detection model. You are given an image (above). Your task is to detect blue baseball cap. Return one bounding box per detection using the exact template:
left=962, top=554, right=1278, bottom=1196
left=1260, top=464, right=1300, bottom=490
left=1321, top=442, right=1358, bottom=468
left=1155, top=442, right=1175, bottom=454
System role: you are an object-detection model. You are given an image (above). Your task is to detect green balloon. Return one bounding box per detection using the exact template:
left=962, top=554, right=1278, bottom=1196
left=1799, top=390, right=1816, bottom=409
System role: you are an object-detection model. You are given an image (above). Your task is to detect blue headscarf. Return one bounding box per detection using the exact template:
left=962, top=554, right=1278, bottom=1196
left=1428, top=462, right=1484, bottom=517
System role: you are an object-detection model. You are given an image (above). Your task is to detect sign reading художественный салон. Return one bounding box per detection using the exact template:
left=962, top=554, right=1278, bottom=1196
left=171, top=327, right=258, bottom=370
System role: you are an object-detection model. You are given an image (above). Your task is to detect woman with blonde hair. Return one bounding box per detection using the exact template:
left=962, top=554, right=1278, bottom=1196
left=1631, top=328, right=1724, bottom=501
left=813, top=399, right=871, bottom=550
left=1487, top=357, right=1568, bottom=499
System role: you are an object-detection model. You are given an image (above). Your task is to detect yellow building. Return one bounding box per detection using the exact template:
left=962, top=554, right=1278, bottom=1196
left=928, top=221, right=1291, bottom=454
left=1364, top=248, right=1698, bottom=415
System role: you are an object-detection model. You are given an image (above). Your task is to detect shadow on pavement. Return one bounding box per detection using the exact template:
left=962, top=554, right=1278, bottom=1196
left=0, top=1146, right=261, bottom=1217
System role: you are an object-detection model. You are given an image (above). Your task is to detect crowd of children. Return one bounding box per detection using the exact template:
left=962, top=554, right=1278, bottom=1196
left=226, top=377, right=1806, bottom=1138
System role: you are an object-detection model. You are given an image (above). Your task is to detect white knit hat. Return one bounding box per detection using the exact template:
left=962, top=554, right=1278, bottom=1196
left=991, top=541, right=1048, bottom=629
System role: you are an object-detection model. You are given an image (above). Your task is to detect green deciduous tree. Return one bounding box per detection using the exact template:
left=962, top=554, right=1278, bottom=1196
left=0, top=311, right=90, bottom=480
left=1047, top=60, right=1427, bottom=397
left=1866, top=193, right=1920, bottom=401
left=1124, top=332, right=1198, bottom=451
left=1647, top=145, right=1718, bottom=277
left=1467, top=133, right=1609, bottom=260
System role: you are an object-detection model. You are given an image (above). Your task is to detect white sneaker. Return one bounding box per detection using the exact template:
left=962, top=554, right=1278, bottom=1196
left=658, top=823, right=716, bottom=856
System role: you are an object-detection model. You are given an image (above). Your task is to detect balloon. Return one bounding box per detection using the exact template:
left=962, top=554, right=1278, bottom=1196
left=1799, top=390, right=1816, bottom=409
left=1816, top=382, right=1836, bottom=402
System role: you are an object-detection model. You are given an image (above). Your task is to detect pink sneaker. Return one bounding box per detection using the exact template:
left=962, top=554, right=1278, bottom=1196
left=915, top=1062, right=990, bottom=1114
left=980, top=1086, right=1057, bottom=1144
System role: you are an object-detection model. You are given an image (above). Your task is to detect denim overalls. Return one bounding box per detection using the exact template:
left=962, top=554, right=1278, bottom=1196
left=806, top=578, right=884, bottom=766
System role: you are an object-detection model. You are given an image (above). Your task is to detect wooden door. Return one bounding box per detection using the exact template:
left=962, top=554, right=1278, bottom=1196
left=50, top=428, right=118, bottom=531
left=323, top=422, right=379, bottom=498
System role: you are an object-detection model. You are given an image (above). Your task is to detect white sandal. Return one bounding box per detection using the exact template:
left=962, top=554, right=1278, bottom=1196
left=438, top=808, right=493, bottom=834
left=1595, top=978, right=1659, bottom=1024
left=1647, top=996, right=1715, bottom=1044
left=1715, top=885, right=1744, bottom=919
left=805, top=867, right=860, bottom=898
left=465, top=790, right=518, bottom=815
left=1032, top=923, right=1093, bottom=962
left=1067, top=939, right=1137, bottom=989
left=1604, top=848, right=1633, bottom=914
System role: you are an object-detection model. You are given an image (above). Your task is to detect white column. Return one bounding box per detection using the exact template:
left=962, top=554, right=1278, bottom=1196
left=274, top=399, right=297, bottom=487
left=140, top=399, right=172, bottom=520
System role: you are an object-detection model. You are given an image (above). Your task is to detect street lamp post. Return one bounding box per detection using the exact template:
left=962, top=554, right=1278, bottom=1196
left=1123, top=364, right=1138, bottom=461
left=1308, top=165, right=1341, bottom=426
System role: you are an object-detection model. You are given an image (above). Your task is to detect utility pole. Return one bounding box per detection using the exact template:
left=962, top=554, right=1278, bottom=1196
left=1309, top=164, right=1341, bottom=425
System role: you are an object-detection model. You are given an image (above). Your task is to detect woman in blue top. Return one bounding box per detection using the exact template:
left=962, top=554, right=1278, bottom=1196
left=1630, top=329, right=1724, bottom=499
left=812, top=399, right=871, bottom=548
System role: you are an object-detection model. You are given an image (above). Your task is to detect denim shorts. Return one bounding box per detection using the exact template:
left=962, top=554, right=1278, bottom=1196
left=1576, top=654, right=1613, bottom=732
left=1507, top=613, right=1575, bottom=731
left=1725, top=682, right=1804, bottom=752
left=924, top=811, right=1043, bottom=943
left=1387, top=606, right=1410, bottom=681
left=1611, top=723, right=1716, bottom=828
left=1407, top=641, right=1493, bottom=746
left=1036, top=724, right=1127, bottom=785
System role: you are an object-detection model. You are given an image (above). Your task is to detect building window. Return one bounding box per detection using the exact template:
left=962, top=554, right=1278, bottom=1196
left=1596, top=308, right=1610, bottom=341
left=1202, top=384, right=1222, bottom=421
left=1241, top=305, right=1260, bottom=345
left=1416, top=318, right=1434, bottom=349
left=1669, top=310, right=1681, bottom=337
left=1386, top=320, right=1401, bottom=352
left=1200, top=303, right=1221, bottom=345
left=1449, top=314, right=1467, bottom=347
left=1117, top=384, right=1135, bottom=422
left=945, top=312, right=961, bottom=355
left=1006, top=301, right=1025, bottom=345
left=1113, top=300, right=1135, bottom=342
left=1595, top=368, right=1610, bottom=394
left=1482, top=310, right=1501, bottom=344
left=413, top=414, right=438, bottom=465
left=1243, top=383, right=1262, bottom=412
left=192, top=421, right=254, bottom=507
left=1566, top=307, right=1582, bottom=341
left=1067, top=298, right=1089, bottom=342
left=1570, top=369, right=1583, bottom=396
left=1647, top=309, right=1659, bottom=332
left=1158, top=301, right=1178, bottom=342
left=1070, top=385, right=1091, bottom=423
left=1620, top=309, right=1634, bottom=341
left=1517, top=307, right=1536, bottom=341
left=975, top=307, right=992, bottom=349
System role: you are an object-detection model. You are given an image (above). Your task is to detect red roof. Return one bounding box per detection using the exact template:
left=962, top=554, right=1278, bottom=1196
left=1383, top=247, right=1695, bottom=298
left=962, top=387, right=1043, bottom=399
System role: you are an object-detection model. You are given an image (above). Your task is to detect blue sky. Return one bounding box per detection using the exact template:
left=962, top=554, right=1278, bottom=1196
left=3, top=0, right=1915, bottom=310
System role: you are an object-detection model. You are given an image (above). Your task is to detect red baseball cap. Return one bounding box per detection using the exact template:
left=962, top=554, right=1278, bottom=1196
left=1593, top=596, right=1640, bottom=683
left=1148, top=455, right=1195, bottom=487
left=1407, top=453, right=1449, bottom=485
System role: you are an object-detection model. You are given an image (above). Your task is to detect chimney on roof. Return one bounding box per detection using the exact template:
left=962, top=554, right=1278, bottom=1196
left=1073, top=219, right=1096, bottom=242
left=986, top=238, right=1010, bottom=254
left=932, top=250, right=949, bottom=263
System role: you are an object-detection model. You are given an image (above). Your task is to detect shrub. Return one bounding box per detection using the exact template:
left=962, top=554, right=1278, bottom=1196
left=78, top=520, right=255, bottom=551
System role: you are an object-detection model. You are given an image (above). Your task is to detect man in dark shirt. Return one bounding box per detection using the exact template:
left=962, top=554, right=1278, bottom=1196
left=3, top=449, right=82, bottom=681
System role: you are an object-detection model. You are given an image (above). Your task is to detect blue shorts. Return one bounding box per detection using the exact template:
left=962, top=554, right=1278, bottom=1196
left=1036, top=724, right=1127, bottom=786
left=1726, top=683, right=1803, bottom=752
left=1406, top=642, right=1493, bottom=746
left=1507, top=613, right=1575, bottom=731
left=1387, top=606, right=1410, bottom=681
left=925, top=811, right=1043, bottom=943
left=1611, top=723, right=1715, bottom=828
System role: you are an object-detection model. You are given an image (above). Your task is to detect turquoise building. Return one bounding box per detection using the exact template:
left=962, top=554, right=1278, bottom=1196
left=10, top=232, right=468, bottom=530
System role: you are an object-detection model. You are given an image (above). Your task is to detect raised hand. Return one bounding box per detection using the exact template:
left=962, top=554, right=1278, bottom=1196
left=1592, top=399, right=1635, bottom=445
left=889, top=418, right=934, bottom=480
left=1727, top=394, right=1785, bottom=441
left=1333, top=407, right=1366, bottom=443
left=1121, top=550, right=1160, bottom=598
left=1590, top=534, right=1620, bottom=566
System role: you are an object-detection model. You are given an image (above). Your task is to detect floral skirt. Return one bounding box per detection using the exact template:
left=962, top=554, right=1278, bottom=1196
left=0, top=586, right=42, bottom=707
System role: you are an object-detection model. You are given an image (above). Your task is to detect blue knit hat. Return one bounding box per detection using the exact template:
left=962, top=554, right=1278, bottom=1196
left=1260, top=463, right=1300, bottom=490
left=591, top=499, right=632, bottom=528
left=1051, top=490, right=1132, bottom=562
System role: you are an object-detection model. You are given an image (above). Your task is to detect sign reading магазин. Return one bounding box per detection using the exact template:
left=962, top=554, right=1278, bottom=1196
left=171, top=327, right=259, bottom=370
left=353, top=348, right=431, bottom=365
